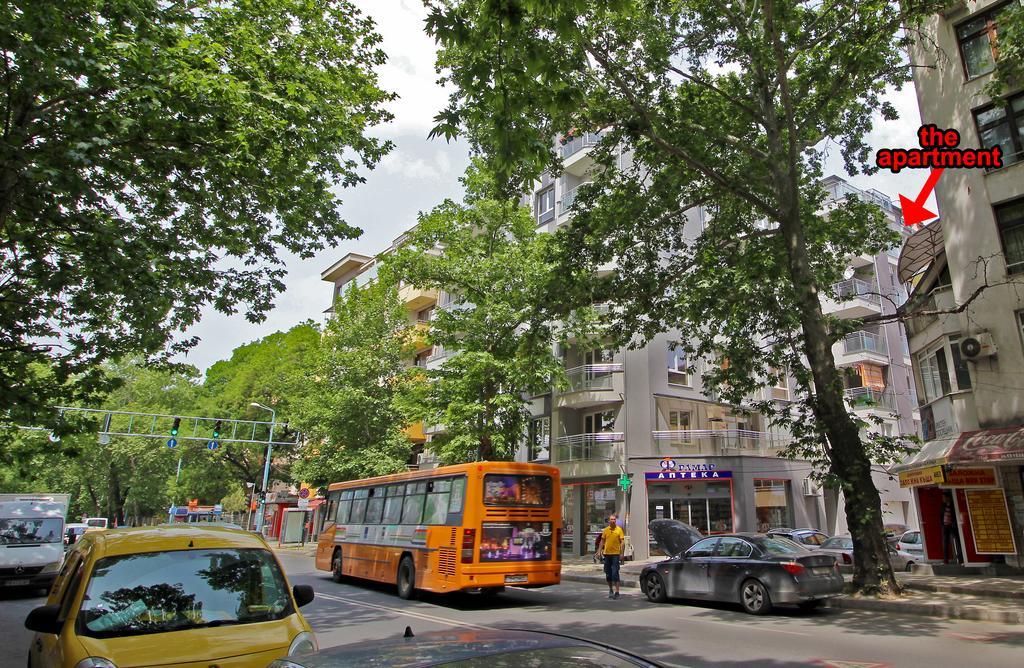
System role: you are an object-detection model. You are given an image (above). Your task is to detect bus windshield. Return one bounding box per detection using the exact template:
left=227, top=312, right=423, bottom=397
left=483, top=475, right=552, bottom=507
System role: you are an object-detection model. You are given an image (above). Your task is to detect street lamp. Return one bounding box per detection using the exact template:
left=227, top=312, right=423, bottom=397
left=251, top=402, right=276, bottom=534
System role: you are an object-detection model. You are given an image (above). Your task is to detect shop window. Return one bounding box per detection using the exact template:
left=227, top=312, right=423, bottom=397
left=754, top=479, right=792, bottom=532
left=585, top=484, right=617, bottom=554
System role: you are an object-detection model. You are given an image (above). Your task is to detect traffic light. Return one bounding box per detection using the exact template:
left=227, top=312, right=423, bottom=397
left=212, top=420, right=222, bottom=440
left=170, top=417, right=180, bottom=437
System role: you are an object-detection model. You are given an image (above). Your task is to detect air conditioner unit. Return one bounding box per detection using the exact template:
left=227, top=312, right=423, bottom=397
left=960, top=332, right=997, bottom=359
left=802, top=478, right=821, bottom=496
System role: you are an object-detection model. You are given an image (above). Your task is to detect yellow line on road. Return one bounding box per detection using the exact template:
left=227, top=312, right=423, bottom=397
left=316, top=592, right=494, bottom=631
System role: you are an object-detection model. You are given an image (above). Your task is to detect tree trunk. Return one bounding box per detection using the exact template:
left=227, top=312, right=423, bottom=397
left=772, top=174, right=898, bottom=594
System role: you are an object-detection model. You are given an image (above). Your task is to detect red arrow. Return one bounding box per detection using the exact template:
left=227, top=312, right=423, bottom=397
left=898, top=167, right=943, bottom=226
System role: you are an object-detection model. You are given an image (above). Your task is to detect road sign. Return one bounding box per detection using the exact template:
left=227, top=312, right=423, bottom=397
left=299, top=487, right=310, bottom=499
left=297, top=498, right=309, bottom=509
left=617, top=473, right=631, bottom=492
left=167, top=438, right=178, bottom=448
left=207, top=440, right=219, bottom=450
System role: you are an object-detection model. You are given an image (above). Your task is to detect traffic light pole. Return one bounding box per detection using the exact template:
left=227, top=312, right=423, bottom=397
left=252, top=404, right=275, bottom=534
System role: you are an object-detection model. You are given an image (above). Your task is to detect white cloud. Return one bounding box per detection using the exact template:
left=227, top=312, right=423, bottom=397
left=379, top=147, right=453, bottom=181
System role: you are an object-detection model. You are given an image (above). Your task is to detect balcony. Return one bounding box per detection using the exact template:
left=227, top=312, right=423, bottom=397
left=560, top=131, right=603, bottom=176
left=844, top=387, right=897, bottom=412
left=821, top=278, right=883, bottom=319
left=834, top=331, right=888, bottom=367
left=564, top=363, right=623, bottom=392
left=397, top=284, right=438, bottom=311
left=559, top=186, right=578, bottom=215
left=555, top=432, right=623, bottom=462
left=651, top=429, right=789, bottom=457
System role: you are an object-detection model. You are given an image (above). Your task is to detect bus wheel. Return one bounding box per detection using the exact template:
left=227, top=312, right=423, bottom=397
left=331, top=549, right=344, bottom=583
left=397, top=555, right=416, bottom=600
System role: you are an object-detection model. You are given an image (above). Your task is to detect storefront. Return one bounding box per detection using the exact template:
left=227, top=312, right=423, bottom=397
left=646, top=463, right=734, bottom=556
left=894, top=426, right=1024, bottom=569
left=560, top=478, right=621, bottom=556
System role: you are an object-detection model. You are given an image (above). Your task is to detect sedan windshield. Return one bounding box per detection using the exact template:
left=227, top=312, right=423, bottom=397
left=0, top=518, right=63, bottom=545
left=821, top=537, right=853, bottom=550
left=78, top=548, right=293, bottom=638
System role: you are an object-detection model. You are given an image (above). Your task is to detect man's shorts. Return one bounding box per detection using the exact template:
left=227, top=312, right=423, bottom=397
left=603, top=553, right=621, bottom=583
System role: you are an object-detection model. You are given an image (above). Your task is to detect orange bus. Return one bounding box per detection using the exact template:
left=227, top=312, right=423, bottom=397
left=313, top=462, right=561, bottom=598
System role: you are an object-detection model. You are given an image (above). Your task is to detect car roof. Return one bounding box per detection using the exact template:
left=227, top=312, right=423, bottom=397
left=290, top=629, right=662, bottom=667
left=79, top=525, right=269, bottom=558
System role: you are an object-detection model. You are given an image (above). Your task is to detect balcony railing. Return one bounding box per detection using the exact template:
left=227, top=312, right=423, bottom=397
left=843, top=331, right=887, bottom=356
left=560, top=131, right=603, bottom=159
left=844, top=387, right=897, bottom=411
left=563, top=363, right=623, bottom=391
left=559, top=186, right=578, bottom=214
left=651, top=429, right=790, bottom=455
left=833, top=278, right=881, bottom=304
left=555, top=432, right=623, bottom=461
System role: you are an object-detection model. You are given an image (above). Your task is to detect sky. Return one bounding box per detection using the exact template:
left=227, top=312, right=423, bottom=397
left=176, top=1, right=937, bottom=373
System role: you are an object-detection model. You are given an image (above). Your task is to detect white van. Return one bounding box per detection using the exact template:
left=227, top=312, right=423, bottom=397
left=0, top=497, right=67, bottom=592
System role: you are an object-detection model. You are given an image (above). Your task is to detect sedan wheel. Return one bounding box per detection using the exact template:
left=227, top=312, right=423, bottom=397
left=740, top=579, right=772, bottom=615
left=905, top=561, right=915, bottom=573
left=644, top=572, right=668, bottom=603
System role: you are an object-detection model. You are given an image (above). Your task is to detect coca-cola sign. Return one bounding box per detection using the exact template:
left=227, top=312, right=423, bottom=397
left=949, top=426, right=1024, bottom=463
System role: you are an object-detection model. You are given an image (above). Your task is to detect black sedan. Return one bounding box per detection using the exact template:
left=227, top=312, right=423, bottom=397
left=639, top=533, right=843, bottom=615
left=270, top=628, right=664, bottom=667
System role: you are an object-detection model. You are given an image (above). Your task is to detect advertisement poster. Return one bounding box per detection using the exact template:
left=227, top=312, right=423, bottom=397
left=483, top=475, right=551, bottom=506
left=480, top=521, right=553, bottom=562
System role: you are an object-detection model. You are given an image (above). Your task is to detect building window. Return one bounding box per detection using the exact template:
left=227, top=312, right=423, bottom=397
left=947, top=336, right=973, bottom=391
left=667, top=410, right=691, bottom=445
left=535, top=186, right=555, bottom=224
left=996, top=197, right=1024, bottom=275
left=413, top=349, right=431, bottom=367
left=667, top=344, right=689, bottom=385
left=754, top=479, right=791, bottom=532
left=974, top=94, right=1024, bottom=168
left=583, top=409, right=616, bottom=434
left=416, top=306, right=435, bottom=323
left=957, top=3, right=1010, bottom=79
left=529, top=417, right=550, bottom=461
left=917, top=341, right=952, bottom=404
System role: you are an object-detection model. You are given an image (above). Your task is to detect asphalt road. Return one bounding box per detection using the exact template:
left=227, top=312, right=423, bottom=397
left=3, top=552, right=1023, bottom=668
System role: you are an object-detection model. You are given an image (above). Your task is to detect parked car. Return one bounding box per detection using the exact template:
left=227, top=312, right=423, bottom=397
left=639, top=533, right=843, bottom=615
left=897, top=529, right=923, bottom=557
left=269, top=628, right=664, bottom=667
left=25, top=525, right=317, bottom=668
left=817, top=535, right=919, bottom=572
left=83, top=517, right=109, bottom=530
left=884, top=523, right=910, bottom=547
left=765, top=528, right=830, bottom=549
left=63, top=523, right=88, bottom=548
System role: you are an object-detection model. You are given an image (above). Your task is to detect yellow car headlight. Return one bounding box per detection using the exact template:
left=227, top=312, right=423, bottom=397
left=74, top=658, right=116, bottom=668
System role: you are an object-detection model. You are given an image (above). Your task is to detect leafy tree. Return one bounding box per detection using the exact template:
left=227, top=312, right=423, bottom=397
left=291, top=281, right=416, bottom=486
left=0, top=0, right=394, bottom=425
left=425, top=0, right=941, bottom=593
left=384, top=169, right=566, bottom=463
left=195, top=323, right=321, bottom=497
left=985, top=1, right=1024, bottom=97
left=220, top=485, right=248, bottom=514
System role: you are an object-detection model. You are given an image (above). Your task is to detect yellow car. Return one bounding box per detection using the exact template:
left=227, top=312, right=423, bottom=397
left=26, top=525, right=317, bottom=667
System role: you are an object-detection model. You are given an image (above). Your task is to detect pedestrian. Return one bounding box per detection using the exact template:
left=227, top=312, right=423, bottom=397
left=596, top=514, right=625, bottom=599
left=941, top=492, right=960, bottom=564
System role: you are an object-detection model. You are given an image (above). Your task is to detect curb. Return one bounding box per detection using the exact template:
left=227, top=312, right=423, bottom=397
left=827, top=595, right=1024, bottom=624
left=902, top=581, right=1024, bottom=601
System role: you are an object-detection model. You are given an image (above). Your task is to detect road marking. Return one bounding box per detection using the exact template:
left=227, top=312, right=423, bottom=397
left=679, top=616, right=811, bottom=636
left=316, top=592, right=493, bottom=631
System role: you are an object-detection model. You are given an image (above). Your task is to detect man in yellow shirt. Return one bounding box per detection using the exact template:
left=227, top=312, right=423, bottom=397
left=596, top=514, right=625, bottom=599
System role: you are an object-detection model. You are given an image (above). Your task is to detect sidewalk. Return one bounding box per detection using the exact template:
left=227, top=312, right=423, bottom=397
left=560, top=556, right=1024, bottom=624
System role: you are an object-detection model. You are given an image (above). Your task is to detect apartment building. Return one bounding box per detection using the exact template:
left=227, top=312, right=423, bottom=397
left=892, top=0, right=1024, bottom=569
left=529, top=137, right=922, bottom=558
left=320, top=239, right=438, bottom=461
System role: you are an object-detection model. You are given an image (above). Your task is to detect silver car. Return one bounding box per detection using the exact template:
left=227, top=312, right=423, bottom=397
left=818, top=535, right=919, bottom=572
left=897, top=530, right=924, bottom=557
left=640, top=533, right=843, bottom=615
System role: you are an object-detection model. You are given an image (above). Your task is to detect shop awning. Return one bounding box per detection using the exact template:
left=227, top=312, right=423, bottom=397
left=890, top=436, right=958, bottom=472
left=949, top=425, right=1024, bottom=463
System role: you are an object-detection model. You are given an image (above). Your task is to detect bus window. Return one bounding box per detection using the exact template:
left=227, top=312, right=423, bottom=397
left=350, top=489, right=369, bottom=524
left=321, top=491, right=340, bottom=532
left=337, top=490, right=353, bottom=524
left=483, top=474, right=552, bottom=506
left=423, top=479, right=451, bottom=525
left=383, top=485, right=405, bottom=524
left=365, top=487, right=386, bottom=524
left=401, top=483, right=426, bottom=524
left=449, top=476, right=466, bottom=513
